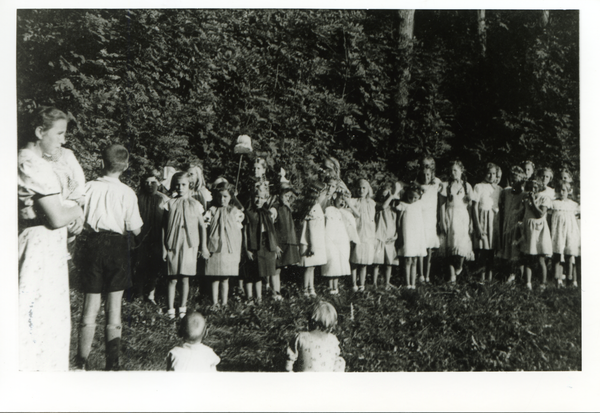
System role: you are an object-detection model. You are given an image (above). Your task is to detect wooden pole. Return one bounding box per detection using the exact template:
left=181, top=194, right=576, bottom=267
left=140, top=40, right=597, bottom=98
left=234, top=154, right=243, bottom=193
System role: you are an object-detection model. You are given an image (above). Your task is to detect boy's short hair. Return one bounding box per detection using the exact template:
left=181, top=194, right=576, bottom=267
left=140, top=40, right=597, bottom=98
left=102, top=144, right=129, bottom=173
left=185, top=312, right=207, bottom=342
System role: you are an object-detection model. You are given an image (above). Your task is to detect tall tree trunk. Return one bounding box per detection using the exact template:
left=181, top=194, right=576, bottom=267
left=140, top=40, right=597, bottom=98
left=540, top=10, right=550, bottom=27
left=477, top=10, right=486, bottom=57
left=397, top=10, right=415, bottom=108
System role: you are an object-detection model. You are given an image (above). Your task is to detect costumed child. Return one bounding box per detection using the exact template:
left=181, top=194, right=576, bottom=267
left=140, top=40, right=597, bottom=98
left=134, top=172, right=169, bottom=303
left=372, top=181, right=400, bottom=289
left=439, top=161, right=474, bottom=283
left=163, top=172, right=210, bottom=319
left=273, top=180, right=301, bottom=300
left=322, top=189, right=352, bottom=295
left=416, top=161, right=442, bottom=283
left=243, top=182, right=280, bottom=303
left=167, top=312, right=220, bottom=372
left=498, top=166, right=527, bottom=283
left=396, top=183, right=427, bottom=289
left=472, top=163, right=502, bottom=283
left=346, top=178, right=376, bottom=292
left=205, top=180, right=244, bottom=307
left=550, top=180, right=580, bottom=288
left=520, top=178, right=553, bottom=290
left=298, top=180, right=328, bottom=297
left=285, top=301, right=345, bottom=372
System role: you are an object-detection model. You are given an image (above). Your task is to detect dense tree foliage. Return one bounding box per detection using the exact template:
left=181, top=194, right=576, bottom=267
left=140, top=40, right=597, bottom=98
left=17, top=9, right=579, bottom=190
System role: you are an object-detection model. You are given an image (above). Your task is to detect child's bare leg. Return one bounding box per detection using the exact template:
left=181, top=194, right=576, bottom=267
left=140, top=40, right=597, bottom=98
left=221, top=278, right=229, bottom=305
left=538, top=256, right=547, bottom=285
left=417, top=256, right=424, bottom=281
left=308, top=268, right=315, bottom=292
left=271, top=274, right=281, bottom=294
left=411, top=258, right=417, bottom=287
left=328, top=278, right=334, bottom=290
left=457, top=257, right=465, bottom=275
left=359, top=265, right=367, bottom=288
left=211, top=280, right=220, bottom=305
left=105, top=290, right=124, bottom=371
left=255, top=280, right=263, bottom=301
left=333, top=277, right=339, bottom=290
left=303, top=267, right=312, bottom=291
left=167, top=278, right=178, bottom=310
left=449, top=260, right=456, bottom=283
left=404, top=259, right=411, bottom=286
left=78, top=293, right=102, bottom=364
left=373, top=265, right=380, bottom=287
left=385, top=265, right=393, bottom=287
left=424, top=250, right=432, bottom=281
left=180, top=276, right=190, bottom=309
left=525, top=257, right=533, bottom=288
left=351, top=266, right=358, bottom=289
left=245, top=282, right=253, bottom=299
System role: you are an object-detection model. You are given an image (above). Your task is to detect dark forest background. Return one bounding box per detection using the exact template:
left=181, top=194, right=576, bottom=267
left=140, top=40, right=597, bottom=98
left=16, top=9, right=579, bottom=191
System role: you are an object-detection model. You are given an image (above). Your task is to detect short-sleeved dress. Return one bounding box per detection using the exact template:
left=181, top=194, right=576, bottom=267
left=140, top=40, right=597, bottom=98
left=286, top=331, right=346, bottom=372
left=348, top=198, right=376, bottom=265
left=441, top=181, right=474, bottom=259
left=550, top=199, right=580, bottom=257
left=373, top=203, right=399, bottom=265
left=167, top=342, right=221, bottom=372
left=18, top=148, right=71, bottom=371
left=164, top=197, right=205, bottom=276
left=420, top=178, right=442, bottom=249
left=322, top=206, right=351, bottom=277
left=299, top=204, right=327, bottom=267
left=521, top=194, right=553, bottom=256
left=499, top=187, right=526, bottom=261
left=472, top=182, right=501, bottom=250
left=396, top=201, right=427, bottom=258
left=205, top=205, right=244, bottom=276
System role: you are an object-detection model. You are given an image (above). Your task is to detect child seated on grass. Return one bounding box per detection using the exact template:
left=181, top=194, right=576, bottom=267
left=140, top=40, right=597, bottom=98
left=167, top=312, right=220, bottom=372
left=286, top=301, right=345, bottom=372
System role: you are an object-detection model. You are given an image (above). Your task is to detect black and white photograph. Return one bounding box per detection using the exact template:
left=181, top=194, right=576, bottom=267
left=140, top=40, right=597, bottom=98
left=3, top=0, right=599, bottom=411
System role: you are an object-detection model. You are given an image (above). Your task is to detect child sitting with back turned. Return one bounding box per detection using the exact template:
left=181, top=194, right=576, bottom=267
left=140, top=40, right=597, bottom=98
left=76, top=144, right=143, bottom=371
left=286, top=301, right=345, bottom=372
left=167, top=312, right=220, bottom=372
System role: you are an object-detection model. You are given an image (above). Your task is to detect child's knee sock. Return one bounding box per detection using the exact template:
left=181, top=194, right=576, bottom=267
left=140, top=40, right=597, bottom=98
left=105, top=324, right=122, bottom=371
left=77, top=323, right=96, bottom=366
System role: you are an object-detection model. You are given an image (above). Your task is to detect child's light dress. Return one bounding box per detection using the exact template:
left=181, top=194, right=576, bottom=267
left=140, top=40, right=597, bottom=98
left=499, top=188, right=526, bottom=261
left=299, top=204, right=327, bottom=267
left=164, top=197, right=204, bottom=276
left=441, top=181, right=474, bottom=259
left=538, top=186, right=556, bottom=200
left=550, top=199, right=580, bottom=257
left=396, top=200, right=427, bottom=257
left=167, top=342, right=220, bottom=372
left=286, top=331, right=345, bottom=372
left=420, top=178, right=442, bottom=249
left=473, top=182, right=501, bottom=250
left=521, top=194, right=552, bottom=256
left=348, top=198, right=376, bottom=265
left=205, top=206, right=244, bottom=276
left=374, top=202, right=399, bottom=265
left=322, top=206, right=351, bottom=277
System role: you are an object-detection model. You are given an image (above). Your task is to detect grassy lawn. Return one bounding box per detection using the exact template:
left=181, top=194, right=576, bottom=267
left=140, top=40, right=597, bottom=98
left=67, top=260, right=581, bottom=372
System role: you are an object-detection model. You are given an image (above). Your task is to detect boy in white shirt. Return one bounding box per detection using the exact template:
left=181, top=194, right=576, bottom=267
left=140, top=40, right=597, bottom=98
left=75, top=144, right=143, bottom=371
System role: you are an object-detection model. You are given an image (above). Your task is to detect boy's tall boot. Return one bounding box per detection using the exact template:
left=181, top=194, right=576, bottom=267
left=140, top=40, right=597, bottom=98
left=75, top=323, right=96, bottom=370
left=105, top=324, right=122, bottom=371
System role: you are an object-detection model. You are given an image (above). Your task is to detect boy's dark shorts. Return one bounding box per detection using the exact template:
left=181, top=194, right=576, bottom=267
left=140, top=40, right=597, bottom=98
left=82, top=232, right=133, bottom=293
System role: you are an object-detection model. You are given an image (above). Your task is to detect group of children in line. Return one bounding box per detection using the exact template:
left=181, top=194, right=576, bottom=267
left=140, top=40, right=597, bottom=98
left=72, top=137, right=580, bottom=371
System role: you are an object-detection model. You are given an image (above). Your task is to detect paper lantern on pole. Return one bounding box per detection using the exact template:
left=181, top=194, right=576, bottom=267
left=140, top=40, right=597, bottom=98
left=234, top=135, right=253, bottom=192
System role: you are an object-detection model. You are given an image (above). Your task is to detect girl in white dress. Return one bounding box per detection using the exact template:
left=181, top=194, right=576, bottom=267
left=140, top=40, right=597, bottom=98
left=473, top=163, right=502, bottom=282
left=520, top=179, right=553, bottom=290
left=439, top=161, right=474, bottom=283
left=551, top=180, right=580, bottom=287
left=396, top=184, right=427, bottom=289
left=298, top=181, right=328, bottom=297
left=322, top=193, right=351, bottom=294
left=416, top=164, right=442, bottom=283
left=346, top=179, right=376, bottom=292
